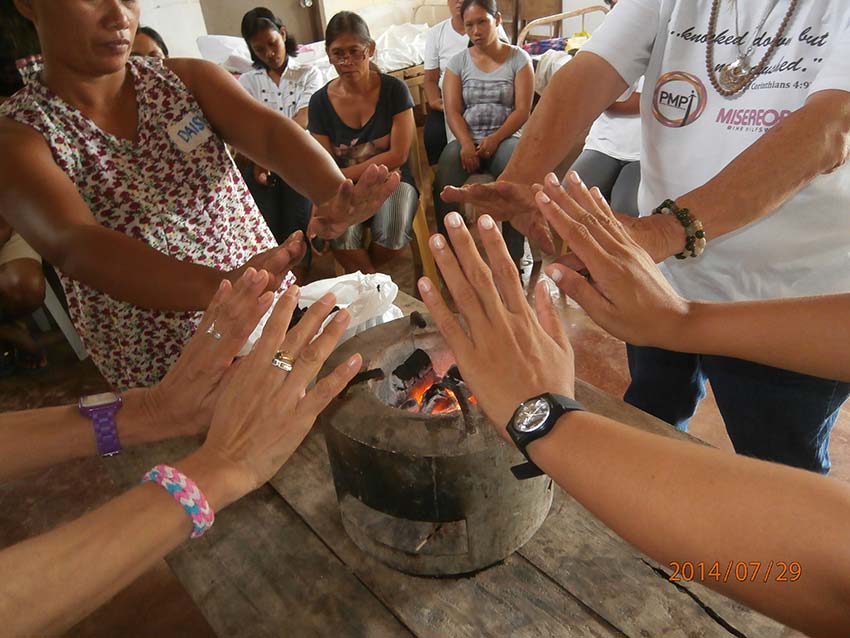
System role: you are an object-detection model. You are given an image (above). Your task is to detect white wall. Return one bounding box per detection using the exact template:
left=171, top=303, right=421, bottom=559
left=138, top=0, right=209, bottom=58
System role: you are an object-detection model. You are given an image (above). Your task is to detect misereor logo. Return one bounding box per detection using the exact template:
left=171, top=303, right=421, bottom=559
left=652, top=71, right=707, bottom=128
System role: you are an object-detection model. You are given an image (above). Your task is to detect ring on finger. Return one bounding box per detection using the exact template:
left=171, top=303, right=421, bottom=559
left=271, top=349, right=297, bottom=372
left=206, top=320, right=223, bottom=340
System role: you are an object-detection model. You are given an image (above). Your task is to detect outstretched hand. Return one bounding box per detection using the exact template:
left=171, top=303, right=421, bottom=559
left=309, top=164, right=401, bottom=240
left=440, top=180, right=555, bottom=254
left=417, top=211, right=575, bottom=439
left=534, top=173, right=690, bottom=347
left=229, top=230, right=306, bottom=292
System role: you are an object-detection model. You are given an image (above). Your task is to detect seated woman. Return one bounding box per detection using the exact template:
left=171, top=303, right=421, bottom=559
left=434, top=0, right=533, bottom=262
left=131, top=26, right=169, bottom=59
left=308, top=11, right=418, bottom=274
left=238, top=8, right=322, bottom=275
left=0, top=0, right=398, bottom=390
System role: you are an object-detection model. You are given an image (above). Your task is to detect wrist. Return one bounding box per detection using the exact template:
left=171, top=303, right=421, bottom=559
left=524, top=409, right=583, bottom=467
left=118, top=388, right=161, bottom=446
left=175, top=449, right=251, bottom=513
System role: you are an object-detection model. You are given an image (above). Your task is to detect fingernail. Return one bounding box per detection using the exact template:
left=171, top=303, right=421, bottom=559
left=546, top=266, right=563, bottom=282
left=348, top=353, right=362, bottom=368
left=547, top=172, right=560, bottom=186
left=258, top=291, right=274, bottom=305
left=446, top=212, right=463, bottom=228
left=334, top=308, right=350, bottom=322
left=288, top=230, right=303, bottom=240
left=250, top=268, right=264, bottom=284
left=321, top=292, right=335, bottom=305
left=536, top=191, right=551, bottom=204
left=568, top=171, right=581, bottom=185
left=479, top=215, right=495, bottom=230
left=590, top=186, right=603, bottom=199
left=418, top=277, right=433, bottom=293
left=286, top=284, right=300, bottom=297
left=431, top=235, right=446, bottom=250
left=217, top=279, right=227, bottom=291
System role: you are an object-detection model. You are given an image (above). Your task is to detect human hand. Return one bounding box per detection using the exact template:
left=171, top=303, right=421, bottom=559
left=311, top=164, right=401, bottom=239
left=418, top=211, right=575, bottom=441
left=186, top=285, right=362, bottom=510
left=228, top=230, right=306, bottom=292
left=143, top=268, right=276, bottom=440
left=440, top=180, right=555, bottom=254
left=253, top=162, right=272, bottom=187
left=475, top=135, right=499, bottom=160
left=534, top=174, right=690, bottom=347
left=460, top=142, right=481, bottom=173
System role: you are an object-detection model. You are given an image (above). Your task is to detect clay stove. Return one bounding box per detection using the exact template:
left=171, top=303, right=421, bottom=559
left=318, top=313, right=553, bottom=576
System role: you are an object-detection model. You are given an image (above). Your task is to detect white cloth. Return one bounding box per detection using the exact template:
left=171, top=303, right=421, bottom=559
left=584, top=77, right=644, bottom=162
left=424, top=18, right=510, bottom=88
left=238, top=63, right=323, bottom=119
left=582, top=0, right=850, bottom=303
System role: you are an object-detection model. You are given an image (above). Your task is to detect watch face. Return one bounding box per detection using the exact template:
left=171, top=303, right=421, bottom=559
left=80, top=392, right=119, bottom=408
left=514, top=397, right=551, bottom=433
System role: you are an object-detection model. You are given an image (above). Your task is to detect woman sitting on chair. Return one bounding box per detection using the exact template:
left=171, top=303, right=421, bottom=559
left=308, top=11, right=418, bottom=274
left=434, top=0, right=533, bottom=262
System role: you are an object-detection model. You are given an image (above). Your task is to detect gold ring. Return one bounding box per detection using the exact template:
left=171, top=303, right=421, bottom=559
left=271, top=350, right=296, bottom=372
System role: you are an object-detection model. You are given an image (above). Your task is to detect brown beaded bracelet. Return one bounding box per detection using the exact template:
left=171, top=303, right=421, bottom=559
left=652, top=199, right=706, bottom=259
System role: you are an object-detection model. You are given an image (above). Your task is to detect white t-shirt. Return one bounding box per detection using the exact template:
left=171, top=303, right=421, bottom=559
left=582, top=0, right=850, bottom=303
left=238, top=62, right=323, bottom=119
left=424, top=18, right=510, bottom=89
left=584, top=77, right=644, bottom=162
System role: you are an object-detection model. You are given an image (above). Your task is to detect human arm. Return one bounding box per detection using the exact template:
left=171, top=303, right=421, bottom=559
left=604, top=89, right=640, bottom=116
left=424, top=68, right=444, bottom=111
left=417, top=212, right=850, bottom=638
left=476, top=56, right=533, bottom=159
left=534, top=175, right=850, bottom=382
left=0, top=269, right=274, bottom=482
left=0, top=280, right=362, bottom=637
left=337, top=109, right=415, bottom=183
left=443, top=68, right=480, bottom=173
left=423, top=28, right=444, bottom=111
left=167, top=59, right=400, bottom=237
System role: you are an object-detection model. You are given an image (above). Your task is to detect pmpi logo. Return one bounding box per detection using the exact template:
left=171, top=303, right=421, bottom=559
left=652, top=71, right=707, bottom=128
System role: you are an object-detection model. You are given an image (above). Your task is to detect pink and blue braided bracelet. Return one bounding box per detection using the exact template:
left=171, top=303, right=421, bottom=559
left=142, top=464, right=215, bottom=539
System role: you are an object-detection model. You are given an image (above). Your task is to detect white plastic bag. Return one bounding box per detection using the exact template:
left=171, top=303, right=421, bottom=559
left=237, top=272, right=402, bottom=356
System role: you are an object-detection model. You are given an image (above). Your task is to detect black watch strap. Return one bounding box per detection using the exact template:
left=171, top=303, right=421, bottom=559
left=509, top=393, right=584, bottom=480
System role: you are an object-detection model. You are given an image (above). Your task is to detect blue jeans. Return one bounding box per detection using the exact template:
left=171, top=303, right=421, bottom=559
left=625, top=345, right=850, bottom=474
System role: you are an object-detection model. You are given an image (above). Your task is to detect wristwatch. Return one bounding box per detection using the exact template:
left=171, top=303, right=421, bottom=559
left=78, top=392, right=124, bottom=457
left=507, top=393, right=584, bottom=480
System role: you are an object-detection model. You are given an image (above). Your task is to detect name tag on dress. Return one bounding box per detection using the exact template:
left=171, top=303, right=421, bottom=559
left=168, top=113, right=213, bottom=153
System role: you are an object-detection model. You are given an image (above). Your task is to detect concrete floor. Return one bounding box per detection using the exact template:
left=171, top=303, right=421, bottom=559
left=1, top=222, right=847, bottom=636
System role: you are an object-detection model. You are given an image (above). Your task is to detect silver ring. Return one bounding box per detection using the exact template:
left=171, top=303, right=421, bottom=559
left=272, top=350, right=296, bottom=372
left=206, top=320, right=222, bottom=340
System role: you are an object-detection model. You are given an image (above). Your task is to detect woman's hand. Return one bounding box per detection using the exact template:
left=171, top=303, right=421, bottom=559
left=534, top=172, right=691, bottom=347
left=475, top=135, right=500, bottom=160
left=310, top=164, right=401, bottom=239
left=143, top=268, right=276, bottom=439
left=189, top=284, right=362, bottom=508
left=460, top=142, right=481, bottom=173
left=228, top=230, right=306, bottom=291
left=418, top=211, right=575, bottom=440
left=252, top=162, right=272, bottom=187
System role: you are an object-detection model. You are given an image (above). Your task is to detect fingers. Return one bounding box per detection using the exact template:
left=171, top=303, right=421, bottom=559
left=283, top=307, right=352, bottom=392
left=477, top=215, right=528, bottom=314
left=417, top=276, right=471, bottom=361
left=545, top=263, right=613, bottom=323
left=250, top=284, right=300, bottom=366
left=277, top=292, right=337, bottom=360
left=532, top=279, right=569, bottom=351
left=283, top=230, right=307, bottom=265
left=548, top=172, right=629, bottom=252
left=427, top=228, right=489, bottom=332
left=295, top=353, right=363, bottom=423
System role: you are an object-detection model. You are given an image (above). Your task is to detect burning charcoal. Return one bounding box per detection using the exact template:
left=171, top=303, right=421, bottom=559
left=399, top=398, right=420, bottom=412
left=445, top=365, right=463, bottom=384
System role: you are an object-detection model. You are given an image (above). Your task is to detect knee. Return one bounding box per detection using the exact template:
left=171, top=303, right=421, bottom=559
left=0, top=262, right=45, bottom=315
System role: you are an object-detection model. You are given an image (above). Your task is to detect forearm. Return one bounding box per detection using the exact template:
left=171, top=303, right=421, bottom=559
left=675, top=91, right=850, bottom=250
left=500, top=51, right=626, bottom=184
left=424, top=77, right=443, bottom=110
left=530, top=412, right=850, bottom=636
left=446, top=110, right=475, bottom=146
left=250, top=116, right=345, bottom=205
left=605, top=92, right=640, bottom=116
left=0, top=451, right=242, bottom=636
left=0, top=389, right=163, bottom=481
left=342, top=149, right=407, bottom=182
left=490, top=111, right=528, bottom=144
left=668, top=296, right=850, bottom=383
left=58, top=225, right=220, bottom=311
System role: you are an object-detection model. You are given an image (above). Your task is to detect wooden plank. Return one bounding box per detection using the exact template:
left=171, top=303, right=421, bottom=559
left=105, top=438, right=413, bottom=638
left=271, top=430, right=624, bottom=638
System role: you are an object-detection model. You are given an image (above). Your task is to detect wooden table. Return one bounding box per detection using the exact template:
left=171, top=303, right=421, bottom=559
left=104, top=293, right=789, bottom=638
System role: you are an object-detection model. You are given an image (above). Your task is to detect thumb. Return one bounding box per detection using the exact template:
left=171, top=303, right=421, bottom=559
left=546, top=264, right=612, bottom=323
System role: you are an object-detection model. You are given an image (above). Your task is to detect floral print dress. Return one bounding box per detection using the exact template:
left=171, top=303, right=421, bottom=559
left=0, top=57, right=293, bottom=389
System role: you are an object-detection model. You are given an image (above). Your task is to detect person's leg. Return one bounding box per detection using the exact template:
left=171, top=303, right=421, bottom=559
left=702, top=356, right=850, bottom=474
left=331, top=223, right=374, bottom=274
left=239, top=162, right=288, bottom=242
left=369, top=182, right=418, bottom=268
left=434, top=140, right=470, bottom=237
left=0, top=235, right=47, bottom=369
left=568, top=150, right=622, bottom=203
left=488, top=138, right=525, bottom=262
left=277, top=177, right=314, bottom=275
left=0, top=258, right=45, bottom=319
left=624, top=344, right=707, bottom=432
left=424, top=110, right=448, bottom=166
left=610, top=160, right=641, bottom=218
